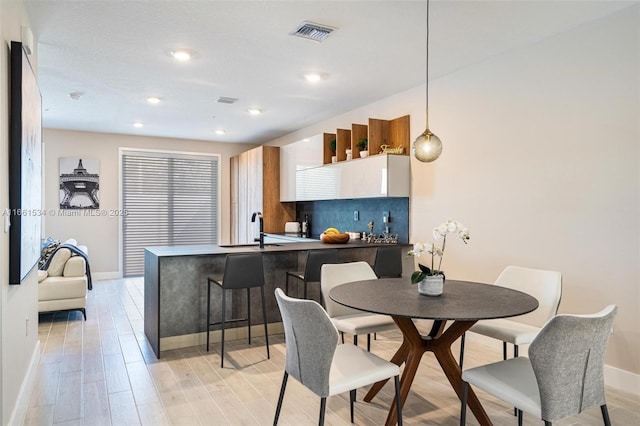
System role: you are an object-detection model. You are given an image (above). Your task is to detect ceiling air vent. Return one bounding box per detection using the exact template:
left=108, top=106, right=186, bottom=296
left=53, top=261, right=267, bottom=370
left=217, top=97, right=239, bottom=104
left=289, top=21, right=335, bottom=42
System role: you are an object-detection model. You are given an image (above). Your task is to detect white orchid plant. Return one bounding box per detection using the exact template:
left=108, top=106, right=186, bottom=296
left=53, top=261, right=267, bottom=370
left=408, top=219, right=470, bottom=284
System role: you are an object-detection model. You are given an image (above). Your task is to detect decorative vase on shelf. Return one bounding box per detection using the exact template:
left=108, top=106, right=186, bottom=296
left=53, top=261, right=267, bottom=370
left=360, top=150, right=369, bottom=158
left=331, top=155, right=337, bottom=163
left=345, top=148, right=352, bottom=161
left=418, top=275, right=444, bottom=296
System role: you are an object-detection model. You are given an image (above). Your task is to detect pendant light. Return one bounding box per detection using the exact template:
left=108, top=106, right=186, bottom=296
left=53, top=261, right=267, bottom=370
left=413, top=0, right=442, bottom=163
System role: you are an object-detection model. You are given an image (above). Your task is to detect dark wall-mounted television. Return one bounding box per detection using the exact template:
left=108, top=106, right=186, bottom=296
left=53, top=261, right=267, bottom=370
left=8, top=40, right=42, bottom=284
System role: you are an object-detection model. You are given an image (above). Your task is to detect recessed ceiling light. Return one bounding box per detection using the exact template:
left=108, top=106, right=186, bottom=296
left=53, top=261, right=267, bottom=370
left=215, top=129, right=226, bottom=135
left=147, top=97, right=161, bottom=104
left=133, top=122, right=144, bottom=128
left=248, top=108, right=262, bottom=115
left=171, top=49, right=193, bottom=61
left=68, top=91, right=83, bottom=100
left=304, top=73, right=322, bottom=83
left=302, top=138, right=310, bottom=142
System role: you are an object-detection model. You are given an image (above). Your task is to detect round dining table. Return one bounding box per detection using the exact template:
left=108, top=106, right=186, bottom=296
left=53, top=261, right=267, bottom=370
left=329, top=278, right=539, bottom=426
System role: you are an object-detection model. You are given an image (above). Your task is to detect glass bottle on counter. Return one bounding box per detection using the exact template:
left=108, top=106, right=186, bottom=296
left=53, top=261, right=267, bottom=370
left=302, top=214, right=311, bottom=238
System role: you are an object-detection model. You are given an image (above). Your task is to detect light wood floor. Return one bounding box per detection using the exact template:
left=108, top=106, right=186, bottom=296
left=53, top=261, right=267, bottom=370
left=26, top=278, right=639, bottom=425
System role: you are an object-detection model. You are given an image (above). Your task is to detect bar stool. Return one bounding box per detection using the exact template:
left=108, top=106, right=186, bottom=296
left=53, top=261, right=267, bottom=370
left=373, top=245, right=403, bottom=278
left=285, top=249, right=338, bottom=301
left=206, top=253, right=270, bottom=368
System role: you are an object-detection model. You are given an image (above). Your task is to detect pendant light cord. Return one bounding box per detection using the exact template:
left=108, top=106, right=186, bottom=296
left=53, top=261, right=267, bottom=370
left=425, top=0, right=430, bottom=127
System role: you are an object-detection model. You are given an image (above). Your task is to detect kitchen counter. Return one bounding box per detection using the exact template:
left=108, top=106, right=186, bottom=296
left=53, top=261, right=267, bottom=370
left=144, top=241, right=412, bottom=358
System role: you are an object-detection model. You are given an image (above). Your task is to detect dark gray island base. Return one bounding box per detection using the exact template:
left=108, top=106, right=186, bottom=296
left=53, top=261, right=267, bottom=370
left=144, top=241, right=413, bottom=358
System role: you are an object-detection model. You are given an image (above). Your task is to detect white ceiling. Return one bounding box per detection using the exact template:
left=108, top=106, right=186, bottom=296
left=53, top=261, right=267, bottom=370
left=24, top=0, right=634, bottom=144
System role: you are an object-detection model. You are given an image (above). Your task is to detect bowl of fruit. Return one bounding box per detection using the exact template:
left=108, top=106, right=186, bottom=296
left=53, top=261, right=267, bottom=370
left=320, top=227, right=350, bottom=244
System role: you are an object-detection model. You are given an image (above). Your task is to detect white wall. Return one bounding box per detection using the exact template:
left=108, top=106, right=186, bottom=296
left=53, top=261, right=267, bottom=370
left=1, top=0, right=42, bottom=423
left=268, top=6, right=640, bottom=379
left=43, top=129, right=255, bottom=276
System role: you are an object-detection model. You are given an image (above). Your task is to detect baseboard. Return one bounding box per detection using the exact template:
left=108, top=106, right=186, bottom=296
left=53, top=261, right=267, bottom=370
left=9, top=340, right=41, bottom=426
left=604, top=364, right=640, bottom=396
left=160, top=322, right=284, bottom=352
left=91, top=271, right=121, bottom=281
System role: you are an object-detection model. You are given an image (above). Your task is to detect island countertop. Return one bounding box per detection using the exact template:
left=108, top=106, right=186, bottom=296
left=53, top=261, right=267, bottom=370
left=144, top=239, right=390, bottom=257
left=144, top=241, right=413, bottom=358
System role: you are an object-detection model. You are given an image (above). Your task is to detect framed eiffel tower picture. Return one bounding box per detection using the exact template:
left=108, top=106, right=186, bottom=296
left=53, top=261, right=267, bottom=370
left=59, top=157, right=100, bottom=209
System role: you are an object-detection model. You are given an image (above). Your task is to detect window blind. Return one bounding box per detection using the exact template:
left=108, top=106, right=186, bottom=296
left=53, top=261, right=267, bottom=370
left=122, top=150, right=219, bottom=276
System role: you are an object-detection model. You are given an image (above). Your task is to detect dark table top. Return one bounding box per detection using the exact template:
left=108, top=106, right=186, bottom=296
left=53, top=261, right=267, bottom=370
left=329, top=278, right=539, bottom=321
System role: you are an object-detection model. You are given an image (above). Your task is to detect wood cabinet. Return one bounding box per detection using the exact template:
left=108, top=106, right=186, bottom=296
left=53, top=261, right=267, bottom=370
left=231, top=146, right=295, bottom=244
left=323, top=115, right=410, bottom=165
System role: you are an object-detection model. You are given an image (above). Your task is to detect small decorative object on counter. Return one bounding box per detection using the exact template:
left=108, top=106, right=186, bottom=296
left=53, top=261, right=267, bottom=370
left=346, top=148, right=352, bottom=161
left=408, top=219, right=470, bottom=296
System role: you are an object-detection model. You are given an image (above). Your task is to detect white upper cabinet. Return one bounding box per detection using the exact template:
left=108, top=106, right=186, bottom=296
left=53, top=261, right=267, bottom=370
left=295, top=154, right=410, bottom=201
left=280, top=135, right=324, bottom=202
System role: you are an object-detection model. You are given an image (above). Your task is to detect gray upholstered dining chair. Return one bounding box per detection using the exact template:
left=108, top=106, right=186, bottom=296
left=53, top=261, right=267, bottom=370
left=273, top=288, right=403, bottom=425
left=321, top=261, right=397, bottom=351
left=459, top=265, right=562, bottom=368
left=461, top=304, right=617, bottom=426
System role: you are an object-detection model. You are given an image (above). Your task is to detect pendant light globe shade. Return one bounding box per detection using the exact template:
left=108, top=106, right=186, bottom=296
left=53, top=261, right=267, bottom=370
left=413, top=128, right=442, bottom=162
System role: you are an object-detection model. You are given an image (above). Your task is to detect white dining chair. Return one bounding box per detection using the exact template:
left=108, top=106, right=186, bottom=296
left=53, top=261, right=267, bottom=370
left=321, top=261, right=397, bottom=351
left=461, top=305, right=617, bottom=426
left=273, top=288, right=403, bottom=425
left=459, top=266, right=562, bottom=368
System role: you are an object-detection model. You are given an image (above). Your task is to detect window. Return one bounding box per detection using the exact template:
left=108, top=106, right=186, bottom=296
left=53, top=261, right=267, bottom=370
left=121, top=149, right=219, bottom=276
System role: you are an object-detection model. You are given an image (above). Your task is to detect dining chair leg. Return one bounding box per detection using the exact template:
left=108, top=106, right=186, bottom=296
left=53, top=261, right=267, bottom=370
left=341, top=332, right=344, bottom=344
left=350, top=389, right=356, bottom=423
left=273, top=371, right=288, bottom=426
left=260, top=285, right=270, bottom=359
left=544, top=422, right=552, bottom=426
left=206, top=279, right=212, bottom=352
left=394, top=375, right=403, bottom=426
left=601, top=404, right=612, bottom=426
left=374, top=332, right=377, bottom=340
left=319, top=397, right=327, bottom=426
left=353, top=335, right=358, bottom=346
left=367, top=334, right=371, bottom=352
left=517, top=409, right=523, bottom=426
left=459, top=332, right=466, bottom=368
left=247, top=288, right=252, bottom=345
left=221, top=289, right=226, bottom=368
left=460, top=380, right=468, bottom=426
left=503, top=341, right=508, bottom=360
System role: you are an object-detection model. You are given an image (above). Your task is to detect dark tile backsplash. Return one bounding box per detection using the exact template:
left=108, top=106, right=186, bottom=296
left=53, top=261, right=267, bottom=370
left=296, top=197, right=409, bottom=243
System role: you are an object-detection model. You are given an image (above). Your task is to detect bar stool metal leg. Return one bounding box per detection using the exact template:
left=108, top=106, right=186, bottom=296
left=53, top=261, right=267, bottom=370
left=221, top=288, right=226, bottom=368
left=247, top=287, right=252, bottom=345
left=261, top=285, right=270, bottom=359
left=206, top=279, right=212, bottom=351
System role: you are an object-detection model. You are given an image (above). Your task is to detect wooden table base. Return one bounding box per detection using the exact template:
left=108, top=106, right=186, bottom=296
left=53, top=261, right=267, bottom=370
left=364, top=317, right=491, bottom=426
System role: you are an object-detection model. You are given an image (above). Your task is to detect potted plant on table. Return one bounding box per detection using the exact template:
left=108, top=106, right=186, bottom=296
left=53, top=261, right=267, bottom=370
left=329, top=139, right=337, bottom=163
left=408, top=219, right=470, bottom=296
left=357, top=138, right=369, bottom=158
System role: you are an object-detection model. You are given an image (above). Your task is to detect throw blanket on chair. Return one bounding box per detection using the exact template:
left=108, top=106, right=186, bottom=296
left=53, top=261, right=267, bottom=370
left=40, top=244, right=93, bottom=291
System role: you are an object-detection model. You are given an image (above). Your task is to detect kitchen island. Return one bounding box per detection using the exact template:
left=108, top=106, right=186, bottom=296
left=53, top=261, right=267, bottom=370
left=144, top=241, right=413, bottom=358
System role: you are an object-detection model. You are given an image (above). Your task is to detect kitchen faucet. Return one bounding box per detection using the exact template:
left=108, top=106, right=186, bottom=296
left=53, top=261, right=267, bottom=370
left=251, top=211, right=264, bottom=248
